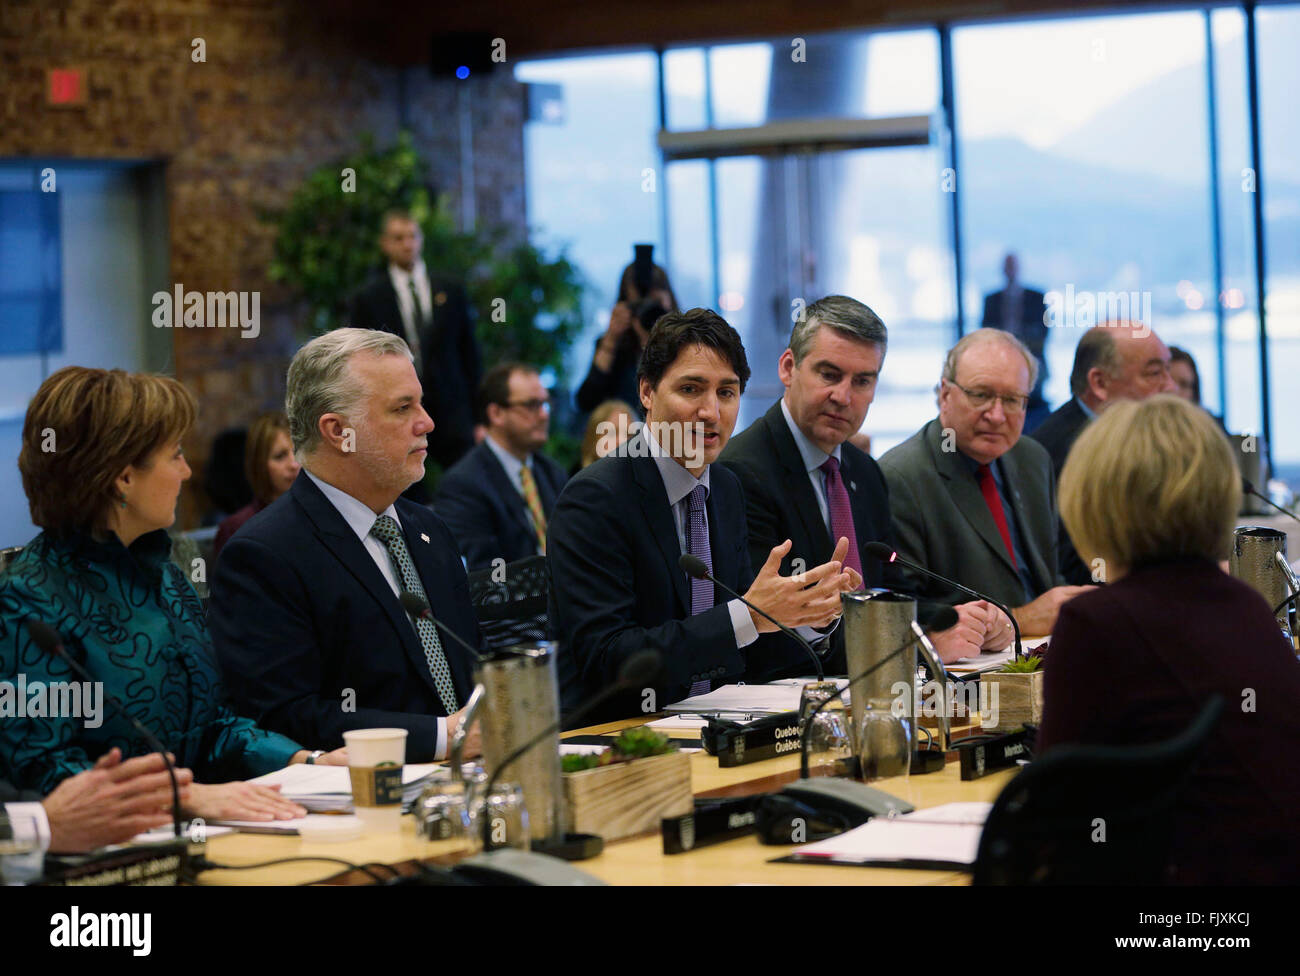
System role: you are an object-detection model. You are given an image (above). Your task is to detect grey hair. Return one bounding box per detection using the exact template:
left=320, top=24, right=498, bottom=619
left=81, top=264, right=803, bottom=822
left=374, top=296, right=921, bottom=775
left=1069, top=327, right=1120, bottom=397
left=941, top=328, right=1039, bottom=391
left=789, top=295, right=888, bottom=365
left=286, top=328, right=412, bottom=456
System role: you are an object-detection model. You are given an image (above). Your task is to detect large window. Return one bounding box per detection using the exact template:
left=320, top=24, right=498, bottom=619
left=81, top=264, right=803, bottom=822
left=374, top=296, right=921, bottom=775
left=516, top=7, right=1300, bottom=483
left=515, top=53, right=664, bottom=387
left=954, top=12, right=1216, bottom=414
left=1257, top=4, right=1300, bottom=473
left=657, top=30, right=946, bottom=443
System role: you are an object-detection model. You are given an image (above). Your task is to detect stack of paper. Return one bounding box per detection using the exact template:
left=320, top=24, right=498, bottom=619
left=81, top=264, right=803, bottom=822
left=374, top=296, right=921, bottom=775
left=248, top=763, right=444, bottom=813
left=663, top=680, right=849, bottom=717
left=788, top=801, right=993, bottom=869
left=946, top=637, right=1050, bottom=674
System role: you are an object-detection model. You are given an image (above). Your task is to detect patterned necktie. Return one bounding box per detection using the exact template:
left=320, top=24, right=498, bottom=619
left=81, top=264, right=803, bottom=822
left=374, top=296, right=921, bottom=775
left=819, top=456, right=863, bottom=579
left=406, top=277, right=424, bottom=377
left=686, top=483, right=712, bottom=696
left=977, top=464, right=1018, bottom=569
left=519, top=464, right=547, bottom=553
left=370, top=514, right=459, bottom=712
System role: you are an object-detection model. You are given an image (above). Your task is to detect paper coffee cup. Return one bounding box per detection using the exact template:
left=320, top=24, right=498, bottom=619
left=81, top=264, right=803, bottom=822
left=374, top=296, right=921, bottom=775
left=342, top=728, right=407, bottom=831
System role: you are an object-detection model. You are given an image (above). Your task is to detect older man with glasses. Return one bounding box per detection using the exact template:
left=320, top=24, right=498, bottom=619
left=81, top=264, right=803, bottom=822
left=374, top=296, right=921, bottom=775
left=435, top=362, right=569, bottom=571
left=879, top=329, right=1091, bottom=638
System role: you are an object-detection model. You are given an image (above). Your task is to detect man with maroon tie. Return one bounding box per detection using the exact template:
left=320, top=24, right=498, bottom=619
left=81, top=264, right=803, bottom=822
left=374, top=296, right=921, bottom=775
left=879, top=328, right=1091, bottom=639
left=721, top=296, right=998, bottom=668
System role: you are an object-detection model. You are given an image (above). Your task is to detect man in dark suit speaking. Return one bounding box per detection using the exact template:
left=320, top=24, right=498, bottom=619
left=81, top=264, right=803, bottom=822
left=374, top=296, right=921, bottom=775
left=210, top=329, right=482, bottom=761
left=435, top=362, right=568, bottom=571
left=548, top=309, right=861, bottom=723
left=720, top=295, right=1000, bottom=665
left=348, top=209, right=481, bottom=470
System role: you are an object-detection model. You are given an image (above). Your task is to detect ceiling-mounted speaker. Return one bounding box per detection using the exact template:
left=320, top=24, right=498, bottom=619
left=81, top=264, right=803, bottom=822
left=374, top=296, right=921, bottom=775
left=431, top=32, right=500, bottom=80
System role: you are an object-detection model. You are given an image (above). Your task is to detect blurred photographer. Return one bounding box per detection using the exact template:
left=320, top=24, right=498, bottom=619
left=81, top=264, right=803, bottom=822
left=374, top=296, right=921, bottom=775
left=575, top=245, right=678, bottom=414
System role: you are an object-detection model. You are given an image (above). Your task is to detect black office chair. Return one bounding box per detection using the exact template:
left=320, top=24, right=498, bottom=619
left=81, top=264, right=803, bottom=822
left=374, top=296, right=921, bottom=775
left=466, top=554, right=550, bottom=650
left=972, top=694, right=1224, bottom=885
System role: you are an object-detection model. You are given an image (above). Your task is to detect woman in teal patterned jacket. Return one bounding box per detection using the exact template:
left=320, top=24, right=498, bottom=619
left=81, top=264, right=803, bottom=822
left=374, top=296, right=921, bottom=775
left=0, top=367, right=344, bottom=822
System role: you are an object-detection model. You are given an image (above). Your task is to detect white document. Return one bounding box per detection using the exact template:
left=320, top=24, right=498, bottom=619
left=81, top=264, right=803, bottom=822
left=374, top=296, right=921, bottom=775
left=249, top=762, right=442, bottom=796
left=791, top=802, right=993, bottom=867
left=647, top=715, right=709, bottom=730
left=663, top=680, right=848, bottom=716
left=946, top=637, right=1050, bottom=674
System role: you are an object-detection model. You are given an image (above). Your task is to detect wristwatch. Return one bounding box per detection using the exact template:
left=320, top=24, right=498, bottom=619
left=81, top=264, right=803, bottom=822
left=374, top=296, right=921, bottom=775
left=305, top=750, right=325, bottom=764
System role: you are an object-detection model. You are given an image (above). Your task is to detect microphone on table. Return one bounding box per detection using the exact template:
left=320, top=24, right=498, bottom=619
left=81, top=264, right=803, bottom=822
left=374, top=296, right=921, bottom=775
left=799, top=605, right=959, bottom=778
left=1242, top=477, right=1300, bottom=525
left=679, top=553, right=824, bottom=681
left=399, top=590, right=488, bottom=663
left=862, top=541, right=1024, bottom=662
left=25, top=617, right=185, bottom=840
left=479, top=649, right=662, bottom=850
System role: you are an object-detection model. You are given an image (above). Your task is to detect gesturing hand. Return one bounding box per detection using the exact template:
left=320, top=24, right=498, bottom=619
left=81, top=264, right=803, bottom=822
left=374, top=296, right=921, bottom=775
left=742, top=538, right=856, bottom=632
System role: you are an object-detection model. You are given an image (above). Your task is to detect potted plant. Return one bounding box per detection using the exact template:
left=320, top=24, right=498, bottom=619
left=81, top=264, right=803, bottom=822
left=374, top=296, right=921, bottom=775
left=981, top=650, right=1046, bottom=731
left=265, top=132, right=587, bottom=470
left=561, top=728, right=692, bottom=841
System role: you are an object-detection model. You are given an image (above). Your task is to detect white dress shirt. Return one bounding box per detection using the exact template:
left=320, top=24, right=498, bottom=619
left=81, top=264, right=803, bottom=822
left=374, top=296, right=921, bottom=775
left=387, top=260, right=434, bottom=366
left=304, top=469, right=449, bottom=759
left=3, top=801, right=49, bottom=850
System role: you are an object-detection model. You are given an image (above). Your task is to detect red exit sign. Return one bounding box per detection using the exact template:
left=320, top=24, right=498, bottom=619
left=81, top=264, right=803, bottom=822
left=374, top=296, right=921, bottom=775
left=47, top=68, right=87, bottom=106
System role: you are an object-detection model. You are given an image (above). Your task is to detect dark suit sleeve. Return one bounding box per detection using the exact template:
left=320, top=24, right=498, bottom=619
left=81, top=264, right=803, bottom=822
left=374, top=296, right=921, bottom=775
left=347, top=282, right=377, bottom=331
left=548, top=476, right=746, bottom=705
left=210, top=534, right=442, bottom=759
left=451, top=283, right=482, bottom=396
left=0, top=780, right=41, bottom=803
left=433, top=469, right=500, bottom=571
left=981, top=294, right=996, bottom=328
left=879, top=462, right=957, bottom=605
left=720, top=457, right=784, bottom=578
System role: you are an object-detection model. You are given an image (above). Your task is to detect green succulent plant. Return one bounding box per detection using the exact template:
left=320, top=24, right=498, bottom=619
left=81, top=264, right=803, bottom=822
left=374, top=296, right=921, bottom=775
left=1000, top=655, right=1044, bottom=673
left=560, top=728, right=679, bottom=773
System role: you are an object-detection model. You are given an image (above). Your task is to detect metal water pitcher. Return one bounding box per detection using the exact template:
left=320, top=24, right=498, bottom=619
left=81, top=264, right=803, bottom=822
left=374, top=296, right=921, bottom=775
left=840, top=589, right=917, bottom=756
left=1229, top=526, right=1295, bottom=643
left=476, top=644, right=566, bottom=843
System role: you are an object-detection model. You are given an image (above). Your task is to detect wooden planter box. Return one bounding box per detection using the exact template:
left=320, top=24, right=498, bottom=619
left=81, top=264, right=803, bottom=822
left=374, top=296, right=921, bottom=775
left=562, top=751, right=692, bottom=842
left=980, top=670, right=1045, bottom=731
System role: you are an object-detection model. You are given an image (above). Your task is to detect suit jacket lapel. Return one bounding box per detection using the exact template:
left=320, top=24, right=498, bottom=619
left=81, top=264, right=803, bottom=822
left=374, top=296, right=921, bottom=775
left=631, top=451, right=691, bottom=615
left=478, top=444, right=536, bottom=544
left=927, top=421, right=1019, bottom=577
left=764, top=402, right=834, bottom=560
left=292, top=474, right=441, bottom=698
left=997, top=448, right=1052, bottom=592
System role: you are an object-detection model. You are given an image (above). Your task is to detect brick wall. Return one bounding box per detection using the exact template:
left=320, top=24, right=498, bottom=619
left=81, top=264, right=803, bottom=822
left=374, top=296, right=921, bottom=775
left=0, top=0, right=526, bottom=526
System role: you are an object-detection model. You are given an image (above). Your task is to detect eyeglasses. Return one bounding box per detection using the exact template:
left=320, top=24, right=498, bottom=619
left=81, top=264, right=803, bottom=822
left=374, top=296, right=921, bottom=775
left=503, top=399, right=551, bottom=414
left=948, top=381, right=1029, bottom=416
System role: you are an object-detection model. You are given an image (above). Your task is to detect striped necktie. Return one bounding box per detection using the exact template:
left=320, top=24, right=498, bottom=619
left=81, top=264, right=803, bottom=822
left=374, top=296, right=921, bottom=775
left=686, top=483, right=712, bottom=696
left=370, top=514, right=459, bottom=712
left=519, top=464, right=547, bottom=553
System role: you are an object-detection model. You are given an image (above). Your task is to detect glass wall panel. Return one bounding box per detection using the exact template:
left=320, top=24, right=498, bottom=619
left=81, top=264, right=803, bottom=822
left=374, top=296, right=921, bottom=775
left=954, top=12, right=1214, bottom=427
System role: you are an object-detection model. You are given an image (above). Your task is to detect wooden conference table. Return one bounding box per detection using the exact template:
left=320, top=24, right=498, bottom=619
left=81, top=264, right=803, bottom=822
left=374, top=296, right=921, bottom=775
left=197, top=715, right=1016, bottom=886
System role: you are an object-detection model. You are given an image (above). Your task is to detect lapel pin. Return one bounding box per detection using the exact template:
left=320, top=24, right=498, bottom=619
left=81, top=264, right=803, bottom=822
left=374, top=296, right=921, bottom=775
left=850, top=481, right=857, bottom=491
left=420, top=533, right=430, bottom=543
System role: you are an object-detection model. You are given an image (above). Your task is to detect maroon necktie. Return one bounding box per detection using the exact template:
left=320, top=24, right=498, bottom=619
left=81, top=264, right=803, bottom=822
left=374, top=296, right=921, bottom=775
left=819, top=456, right=863, bottom=579
left=977, top=463, right=1018, bottom=568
